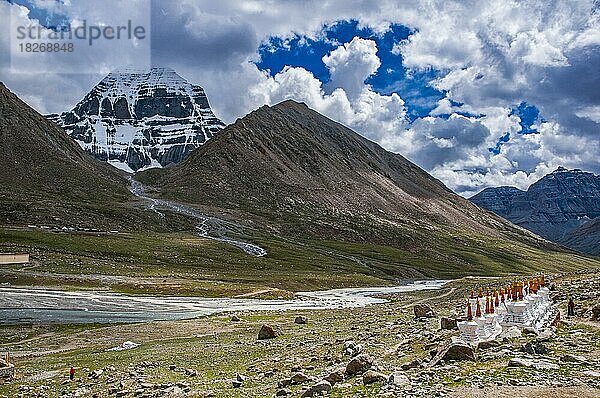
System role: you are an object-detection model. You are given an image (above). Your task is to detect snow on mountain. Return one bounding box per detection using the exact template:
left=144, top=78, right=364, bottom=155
left=48, top=67, right=225, bottom=172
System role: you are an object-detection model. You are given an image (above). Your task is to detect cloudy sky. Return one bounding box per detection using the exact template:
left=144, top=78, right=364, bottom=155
left=1, top=0, right=599, bottom=197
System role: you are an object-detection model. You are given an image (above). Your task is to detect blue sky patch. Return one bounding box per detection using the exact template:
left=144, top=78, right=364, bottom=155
left=511, top=102, right=541, bottom=134
left=256, top=20, right=445, bottom=121
left=7, top=0, right=70, bottom=30
left=488, top=132, right=511, bottom=155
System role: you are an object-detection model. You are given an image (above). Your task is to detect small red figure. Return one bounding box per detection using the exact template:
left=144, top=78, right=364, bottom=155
left=69, top=366, right=75, bottom=381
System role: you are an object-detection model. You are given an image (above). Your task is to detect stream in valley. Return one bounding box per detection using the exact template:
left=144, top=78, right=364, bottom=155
left=0, top=280, right=447, bottom=324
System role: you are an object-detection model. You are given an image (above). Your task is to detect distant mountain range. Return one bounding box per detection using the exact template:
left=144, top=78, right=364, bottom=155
left=2, top=79, right=596, bottom=278
left=48, top=67, right=224, bottom=172
left=470, top=167, right=600, bottom=256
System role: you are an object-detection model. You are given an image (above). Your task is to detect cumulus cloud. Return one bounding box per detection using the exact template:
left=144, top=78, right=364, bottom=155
left=322, top=37, right=381, bottom=100
left=247, top=39, right=407, bottom=143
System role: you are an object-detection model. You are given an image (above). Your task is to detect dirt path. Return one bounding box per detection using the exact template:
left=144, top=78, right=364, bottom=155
left=448, top=386, right=600, bottom=398
left=399, top=286, right=458, bottom=309
left=234, top=288, right=279, bottom=297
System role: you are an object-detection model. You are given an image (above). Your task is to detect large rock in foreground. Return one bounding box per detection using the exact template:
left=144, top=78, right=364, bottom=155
left=414, top=304, right=436, bottom=318
left=257, top=324, right=280, bottom=340
left=345, top=354, right=373, bottom=376
left=429, top=343, right=476, bottom=367
left=301, top=380, right=332, bottom=397
left=440, top=317, right=458, bottom=330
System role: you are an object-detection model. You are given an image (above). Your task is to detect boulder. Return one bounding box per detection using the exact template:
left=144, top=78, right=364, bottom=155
left=583, top=370, right=600, bottom=378
left=521, top=341, right=548, bottom=355
left=362, top=370, right=388, bottom=385
left=429, top=343, right=476, bottom=367
left=345, top=354, right=373, bottom=376
left=561, top=354, right=588, bottom=363
left=400, top=359, right=420, bottom=371
left=414, top=304, right=435, bottom=318
left=343, top=340, right=362, bottom=357
left=387, top=371, right=410, bottom=386
left=324, top=368, right=345, bottom=385
left=275, top=388, right=292, bottom=396
left=258, top=324, right=279, bottom=340
left=88, top=369, right=103, bottom=379
left=230, top=315, right=241, bottom=322
left=522, top=327, right=539, bottom=336
left=294, top=316, right=308, bottom=324
left=163, top=386, right=184, bottom=397
left=301, top=380, right=332, bottom=397
left=477, top=339, right=501, bottom=350
left=185, top=368, right=198, bottom=377
left=290, top=372, right=312, bottom=385
left=500, top=326, right=522, bottom=339
left=232, top=373, right=246, bottom=388
left=536, top=328, right=556, bottom=342
left=592, top=304, right=600, bottom=320
left=440, top=317, right=458, bottom=330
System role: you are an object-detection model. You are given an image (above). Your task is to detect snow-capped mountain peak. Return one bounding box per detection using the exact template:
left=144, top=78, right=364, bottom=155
left=48, top=67, right=224, bottom=172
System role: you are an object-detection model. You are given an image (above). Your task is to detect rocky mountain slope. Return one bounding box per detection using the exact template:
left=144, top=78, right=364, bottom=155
left=467, top=186, right=525, bottom=218
left=560, top=217, right=600, bottom=256
left=137, top=100, right=582, bottom=275
left=470, top=167, right=600, bottom=255
left=48, top=67, right=224, bottom=172
left=0, top=83, right=192, bottom=231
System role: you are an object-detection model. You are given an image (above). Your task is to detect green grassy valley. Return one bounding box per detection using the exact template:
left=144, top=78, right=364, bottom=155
left=1, top=226, right=598, bottom=298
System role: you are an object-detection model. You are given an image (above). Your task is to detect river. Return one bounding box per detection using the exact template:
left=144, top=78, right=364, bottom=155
left=0, top=280, right=446, bottom=325
left=129, top=179, right=267, bottom=256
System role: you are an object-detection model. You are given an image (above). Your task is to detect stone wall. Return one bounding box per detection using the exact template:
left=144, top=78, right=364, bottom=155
left=0, top=253, right=29, bottom=265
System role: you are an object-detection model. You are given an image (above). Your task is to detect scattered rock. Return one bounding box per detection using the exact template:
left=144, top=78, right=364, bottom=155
left=294, top=316, right=308, bottom=324
left=521, top=341, right=548, bottom=355
left=440, top=317, right=457, bottom=330
left=362, top=370, right=388, bottom=385
left=232, top=373, right=246, bottom=388
left=324, top=368, right=345, bottom=385
left=343, top=340, right=362, bottom=357
left=591, top=304, right=600, bottom=320
left=345, top=353, right=373, bottom=376
left=290, top=372, right=311, bottom=385
left=400, top=359, right=420, bottom=371
left=429, top=342, right=476, bottom=366
left=301, top=380, right=332, bottom=397
left=275, top=388, right=292, bottom=396
left=387, top=371, right=410, bottom=386
left=508, top=357, right=559, bottom=370
left=561, top=354, right=587, bottom=363
left=258, top=324, right=280, bottom=340
left=88, top=369, right=103, bottom=379
left=230, top=315, right=241, bottom=322
left=414, top=304, right=436, bottom=318
left=478, top=340, right=501, bottom=350
left=185, top=368, right=198, bottom=377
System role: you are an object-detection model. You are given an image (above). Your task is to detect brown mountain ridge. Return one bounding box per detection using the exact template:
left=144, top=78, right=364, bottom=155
left=138, top=100, right=559, bottom=251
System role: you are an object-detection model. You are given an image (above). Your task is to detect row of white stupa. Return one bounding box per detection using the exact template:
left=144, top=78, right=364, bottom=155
left=457, top=276, right=554, bottom=344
